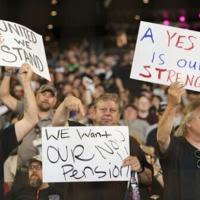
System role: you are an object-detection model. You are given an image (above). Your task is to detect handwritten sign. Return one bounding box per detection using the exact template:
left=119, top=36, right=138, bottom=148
left=42, top=126, right=130, bottom=182
left=0, top=20, right=50, bottom=80
left=130, top=21, right=200, bottom=92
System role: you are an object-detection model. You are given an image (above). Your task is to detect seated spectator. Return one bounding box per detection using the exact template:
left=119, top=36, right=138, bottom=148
left=4, top=155, right=63, bottom=200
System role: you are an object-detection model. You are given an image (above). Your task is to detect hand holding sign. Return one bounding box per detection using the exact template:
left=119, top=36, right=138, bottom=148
left=167, top=82, right=186, bottom=107
left=123, top=156, right=142, bottom=172
left=4, top=66, right=15, bottom=76
left=18, top=63, right=33, bottom=86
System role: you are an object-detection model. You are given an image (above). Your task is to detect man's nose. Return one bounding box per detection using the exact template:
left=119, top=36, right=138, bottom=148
left=104, top=109, right=112, bottom=115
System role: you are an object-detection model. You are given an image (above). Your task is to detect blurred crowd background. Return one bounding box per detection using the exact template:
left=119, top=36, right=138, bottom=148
left=0, top=0, right=200, bottom=199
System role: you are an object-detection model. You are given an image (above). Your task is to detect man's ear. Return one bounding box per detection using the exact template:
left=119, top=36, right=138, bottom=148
left=186, top=122, right=191, bottom=128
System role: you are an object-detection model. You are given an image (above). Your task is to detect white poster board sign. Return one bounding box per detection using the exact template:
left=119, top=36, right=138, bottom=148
left=0, top=20, right=50, bottom=80
left=42, top=126, right=130, bottom=182
left=130, top=21, right=200, bottom=92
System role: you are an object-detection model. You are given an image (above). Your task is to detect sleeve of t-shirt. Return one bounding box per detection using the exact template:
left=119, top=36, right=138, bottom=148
left=0, top=124, right=19, bottom=162
left=157, top=136, right=178, bottom=160
left=112, top=65, right=121, bottom=78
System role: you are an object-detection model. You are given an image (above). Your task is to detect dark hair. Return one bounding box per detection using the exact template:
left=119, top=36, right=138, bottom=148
left=124, top=104, right=138, bottom=111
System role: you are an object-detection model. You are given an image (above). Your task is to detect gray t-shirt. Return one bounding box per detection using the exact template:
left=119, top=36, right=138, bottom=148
left=16, top=101, right=53, bottom=166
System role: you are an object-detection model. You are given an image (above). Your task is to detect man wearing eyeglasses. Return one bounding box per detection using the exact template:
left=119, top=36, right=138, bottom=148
left=4, top=155, right=63, bottom=200
left=157, top=82, right=200, bottom=200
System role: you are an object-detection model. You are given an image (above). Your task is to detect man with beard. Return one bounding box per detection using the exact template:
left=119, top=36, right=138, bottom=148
left=0, top=71, right=84, bottom=191
left=0, top=73, right=57, bottom=191
left=4, top=155, right=63, bottom=200
left=0, top=79, right=57, bottom=166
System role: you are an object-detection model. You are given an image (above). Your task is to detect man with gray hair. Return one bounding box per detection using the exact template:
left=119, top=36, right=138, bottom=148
left=157, top=82, right=200, bottom=200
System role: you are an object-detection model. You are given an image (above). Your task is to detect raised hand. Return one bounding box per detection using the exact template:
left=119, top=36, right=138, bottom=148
left=167, top=82, right=186, bottom=107
left=64, top=95, right=85, bottom=117
left=18, top=63, right=33, bottom=86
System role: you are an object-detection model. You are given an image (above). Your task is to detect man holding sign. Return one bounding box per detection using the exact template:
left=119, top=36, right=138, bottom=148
left=157, top=82, right=200, bottom=200
left=0, top=64, right=38, bottom=199
left=52, top=93, right=152, bottom=200
left=0, top=71, right=57, bottom=167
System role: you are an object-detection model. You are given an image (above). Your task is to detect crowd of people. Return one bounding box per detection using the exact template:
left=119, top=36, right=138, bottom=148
left=0, top=40, right=200, bottom=200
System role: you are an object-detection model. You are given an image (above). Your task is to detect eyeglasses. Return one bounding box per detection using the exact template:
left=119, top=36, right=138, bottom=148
left=29, top=164, right=42, bottom=171
left=194, top=150, right=200, bottom=168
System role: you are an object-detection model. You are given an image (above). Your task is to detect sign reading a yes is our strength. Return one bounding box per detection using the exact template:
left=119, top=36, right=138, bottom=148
left=131, top=21, right=200, bottom=92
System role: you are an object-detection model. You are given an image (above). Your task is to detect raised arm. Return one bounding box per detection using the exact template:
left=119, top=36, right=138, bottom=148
left=0, top=67, right=18, bottom=110
left=14, top=64, right=38, bottom=142
left=157, top=82, right=185, bottom=152
left=52, top=95, right=85, bottom=126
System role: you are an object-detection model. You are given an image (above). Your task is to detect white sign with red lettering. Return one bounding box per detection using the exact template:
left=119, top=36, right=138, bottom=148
left=42, top=126, right=130, bottom=182
left=130, top=21, right=200, bottom=92
left=0, top=20, right=50, bottom=80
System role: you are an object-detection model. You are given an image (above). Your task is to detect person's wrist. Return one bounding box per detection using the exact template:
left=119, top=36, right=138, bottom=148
left=154, top=170, right=162, bottom=178
left=4, top=71, right=12, bottom=77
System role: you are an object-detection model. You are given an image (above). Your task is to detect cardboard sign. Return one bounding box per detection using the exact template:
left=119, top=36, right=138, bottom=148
left=42, top=126, right=130, bottom=182
left=130, top=21, right=200, bottom=92
left=0, top=20, right=50, bottom=80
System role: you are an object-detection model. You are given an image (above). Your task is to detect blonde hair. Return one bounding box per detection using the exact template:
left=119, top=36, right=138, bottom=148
left=175, top=98, right=200, bottom=136
left=94, top=93, right=120, bottom=112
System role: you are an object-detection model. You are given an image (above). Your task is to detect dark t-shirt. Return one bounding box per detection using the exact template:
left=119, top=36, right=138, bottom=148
left=112, top=64, right=142, bottom=97
left=158, top=136, right=200, bottom=200
left=4, top=185, right=63, bottom=200
left=146, top=127, right=160, bottom=156
left=0, top=125, right=18, bottom=199
left=64, top=137, right=152, bottom=200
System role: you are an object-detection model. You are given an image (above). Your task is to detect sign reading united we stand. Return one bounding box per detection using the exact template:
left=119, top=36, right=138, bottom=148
left=130, top=21, right=200, bottom=92
left=0, top=20, right=50, bottom=80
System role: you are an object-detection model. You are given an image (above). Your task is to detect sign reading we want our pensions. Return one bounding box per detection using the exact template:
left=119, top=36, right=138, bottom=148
left=130, top=21, right=200, bottom=92
left=42, top=126, right=130, bottom=182
left=0, top=20, right=50, bottom=80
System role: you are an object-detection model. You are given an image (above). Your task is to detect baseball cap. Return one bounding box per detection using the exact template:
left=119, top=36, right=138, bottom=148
left=29, top=155, right=42, bottom=165
left=38, top=84, right=57, bottom=96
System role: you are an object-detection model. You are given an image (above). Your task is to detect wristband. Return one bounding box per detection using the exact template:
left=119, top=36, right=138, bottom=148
left=154, top=170, right=162, bottom=178
left=4, top=71, right=12, bottom=77
left=154, top=172, right=162, bottom=178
